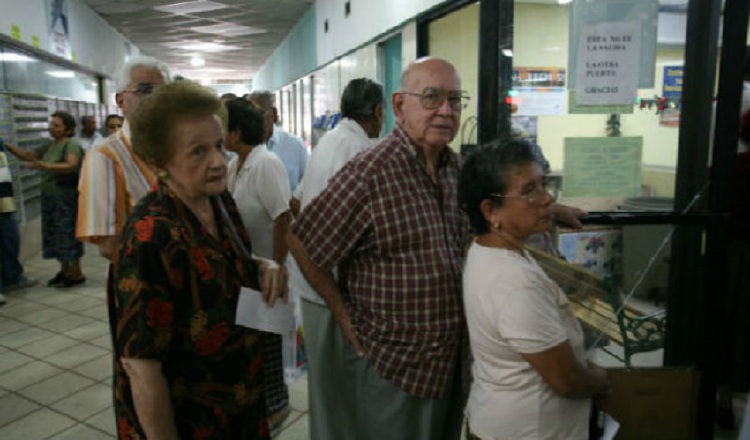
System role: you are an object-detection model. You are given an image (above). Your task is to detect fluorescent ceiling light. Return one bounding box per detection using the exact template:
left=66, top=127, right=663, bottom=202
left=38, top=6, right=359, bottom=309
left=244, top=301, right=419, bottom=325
left=0, top=53, right=36, bottom=62
left=47, top=70, right=75, bottom=78
left=502, top=49, right=513, bottom=57
left=154, top=1, right=228, bottom=15
left=557, top=0, right=572, bottom=4
left=191, top=23, right=267, bottom=37
left=190, top=55, right=206, bottom=67
left=162, top=41, right=241, bottom=52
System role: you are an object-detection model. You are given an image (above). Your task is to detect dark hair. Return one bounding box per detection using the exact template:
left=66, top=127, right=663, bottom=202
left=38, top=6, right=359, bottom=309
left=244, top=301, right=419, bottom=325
left=225, top=98, right=265, bottom=146
left=80, top=115, right=95, bottom=124
left=51, top=111, right=76, bottom=137
left=130, top=81, right=225, bottom=167
left=459, top=138, right=538, bottom=234
left=105, top=114, right=123, bottom=125
left=340, top=78, right=384, bottom=122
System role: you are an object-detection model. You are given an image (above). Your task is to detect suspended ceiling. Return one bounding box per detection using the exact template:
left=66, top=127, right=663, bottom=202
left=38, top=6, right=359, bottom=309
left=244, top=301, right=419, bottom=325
left=79, top=0, right=313, bottom=82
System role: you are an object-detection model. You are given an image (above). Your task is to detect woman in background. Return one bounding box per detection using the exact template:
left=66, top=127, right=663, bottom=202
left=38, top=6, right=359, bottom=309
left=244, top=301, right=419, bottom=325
left=111, top=81, right=287, bottom=439
left=224, top=97, right=292, bottom=432
left=5, top=111, right=84, bottom=287
left=459, top=139, right=610, bottom=440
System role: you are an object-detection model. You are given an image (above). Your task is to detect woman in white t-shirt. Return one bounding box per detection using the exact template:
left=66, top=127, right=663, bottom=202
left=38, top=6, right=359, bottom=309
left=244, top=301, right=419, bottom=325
left=459, top=139, right=610, bottom=440
left=224, top=97, right=292, bottom=433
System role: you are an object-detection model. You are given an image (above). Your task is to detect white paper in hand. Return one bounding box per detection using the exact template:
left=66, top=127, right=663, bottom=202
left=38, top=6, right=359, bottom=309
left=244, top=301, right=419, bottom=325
left=601, top=412, right=620, bottom=440
left=235, top=287, right=295, bottom=335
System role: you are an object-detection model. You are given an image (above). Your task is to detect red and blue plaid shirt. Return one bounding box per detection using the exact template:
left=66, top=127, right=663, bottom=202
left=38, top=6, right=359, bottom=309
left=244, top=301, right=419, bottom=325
left=292, top=125, right=468, bottom=399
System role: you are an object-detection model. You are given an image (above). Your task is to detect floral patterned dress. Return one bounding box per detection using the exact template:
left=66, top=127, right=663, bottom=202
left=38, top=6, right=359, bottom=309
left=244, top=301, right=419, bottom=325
left=110, top=183, right=269, bottom=439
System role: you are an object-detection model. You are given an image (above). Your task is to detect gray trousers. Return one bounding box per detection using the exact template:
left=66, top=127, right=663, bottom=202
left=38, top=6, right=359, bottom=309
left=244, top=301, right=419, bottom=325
left=347, top=336, right=465, bottom=440
left=301, top=299, right=355, bottom=440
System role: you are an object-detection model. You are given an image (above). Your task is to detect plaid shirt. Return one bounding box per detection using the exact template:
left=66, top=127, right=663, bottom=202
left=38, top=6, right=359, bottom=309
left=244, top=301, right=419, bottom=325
left=292, top=125, right=468, bottom=399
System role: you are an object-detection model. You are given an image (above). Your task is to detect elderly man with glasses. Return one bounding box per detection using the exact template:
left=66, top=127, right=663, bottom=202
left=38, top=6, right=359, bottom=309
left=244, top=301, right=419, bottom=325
left=76, top=56, right=170, bottom=260
left=288, top=57, right=470, bottom=440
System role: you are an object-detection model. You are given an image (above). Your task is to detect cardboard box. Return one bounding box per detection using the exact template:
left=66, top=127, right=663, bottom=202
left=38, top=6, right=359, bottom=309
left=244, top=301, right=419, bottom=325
left=606, top=368, right=699, bottom=440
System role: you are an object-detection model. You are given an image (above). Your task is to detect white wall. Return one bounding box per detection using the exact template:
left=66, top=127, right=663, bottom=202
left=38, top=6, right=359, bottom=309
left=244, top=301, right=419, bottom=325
left=0, top=0, right=139, bottom=77
left=315, top=0, right=446, bottom=66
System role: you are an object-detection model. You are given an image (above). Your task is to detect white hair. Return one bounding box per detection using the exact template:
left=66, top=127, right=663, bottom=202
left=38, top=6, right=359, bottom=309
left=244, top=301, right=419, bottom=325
left=114, top=56, right=172, bottom=92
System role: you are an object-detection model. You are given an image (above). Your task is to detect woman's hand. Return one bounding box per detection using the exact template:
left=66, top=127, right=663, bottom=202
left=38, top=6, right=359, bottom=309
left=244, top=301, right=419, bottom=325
left=256, top=258, right=289, bottom=307
left=553, top=203, right=588, bottom=229
left=21, top=160, right=44, bottom=170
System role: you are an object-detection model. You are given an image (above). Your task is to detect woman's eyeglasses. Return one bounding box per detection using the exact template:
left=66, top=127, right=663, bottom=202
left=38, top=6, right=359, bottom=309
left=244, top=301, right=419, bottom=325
left=490, top=179, right=558, bottom=205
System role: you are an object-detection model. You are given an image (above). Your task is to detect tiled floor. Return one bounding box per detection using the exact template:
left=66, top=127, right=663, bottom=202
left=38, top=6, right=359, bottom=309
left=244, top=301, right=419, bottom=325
left=0, top=244, right=744, bottom=439
left=0, top=244, right=309, bottom=439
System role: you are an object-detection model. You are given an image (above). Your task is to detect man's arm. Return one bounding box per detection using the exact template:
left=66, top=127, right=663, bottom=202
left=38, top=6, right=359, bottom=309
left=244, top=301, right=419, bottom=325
left=272, top=211, right=291, bottom=265
left=553, top=203, right=587, bottom=228
left=287, top=231, right=363, bottom=356
left=121, top=358, right=180, bottom=440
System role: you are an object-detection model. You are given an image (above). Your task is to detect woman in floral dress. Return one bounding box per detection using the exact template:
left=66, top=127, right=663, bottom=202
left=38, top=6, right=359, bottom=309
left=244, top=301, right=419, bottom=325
left=110, top=81, right=287, bottom=439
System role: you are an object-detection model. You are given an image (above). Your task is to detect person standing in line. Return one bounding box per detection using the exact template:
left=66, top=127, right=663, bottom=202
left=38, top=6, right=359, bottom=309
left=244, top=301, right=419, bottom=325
left=104, top=114, right=124, bottom=136
left=247, top=91, right=308, bottom=193
left=0, top=138, right=38, bottom=305
left=288, top=77, right=384, bottom=440
left=76, top=55, right=170, bottom=260
left=5, top=111, right=85, bottom=288
left=224, top=97, right=292, bottom=433
left=459, top=140, right=609, bottom=440
left=77, top=115, right=102, bottom=151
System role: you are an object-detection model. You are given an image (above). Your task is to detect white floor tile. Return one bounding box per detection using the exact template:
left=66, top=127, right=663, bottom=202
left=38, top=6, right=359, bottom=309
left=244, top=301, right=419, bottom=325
left=0, top=408, right=75, bottom=439
left=15, top=334, right=80, bottom=358
left=38, top=314, right=97, bottom=333
left=88, top=334, right=112, bottom=350
left=48, top=423, right=115, bottom=439
left=51, top=383, right=112, bottom=421
left=0, top=300, right=44, bottom=319
left=55, top=297, right=103, bottom=313
left=275, top=413, right=308, bottom=440
left=0, top=350, right=35, bottom=375
left=0, top=326, right=53, bottom=349
left=18, top=371, right=95, bottom=405
left=44, top=343, right=109, bottom=370
left=74, top=355, right=113, bottom=381
left=0, top=393, right=40, bottom=426
left=63, top=320, right=109, bottom=342
left=0, top=318, right=29, bottom=336
left=0, top=360, right=65, bottom=391
left=85, top=406, right=116, bottom=435
left=16, top=309, right=69, bottom=327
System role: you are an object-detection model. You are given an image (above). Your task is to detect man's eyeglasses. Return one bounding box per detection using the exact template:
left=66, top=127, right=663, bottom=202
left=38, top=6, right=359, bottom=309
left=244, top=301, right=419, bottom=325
left=122, top=83, right=161, bottom=97
left=490, top=179, right=558, bottom=205
left=401, top=88, right=470, bottom=111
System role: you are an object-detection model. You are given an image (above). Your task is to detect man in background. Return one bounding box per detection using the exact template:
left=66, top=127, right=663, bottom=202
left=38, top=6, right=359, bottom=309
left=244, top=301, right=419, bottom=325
left=76, top=55, right=170, bottom=259
left=248, top=91, right=308, bottom=192
left=77, top=115, right=102, bottom=151
left=289, top=77, right=384, bottom=440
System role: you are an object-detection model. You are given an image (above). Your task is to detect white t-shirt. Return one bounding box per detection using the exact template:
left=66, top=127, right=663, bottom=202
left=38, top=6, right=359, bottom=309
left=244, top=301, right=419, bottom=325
left=463, top=243, right=590, bottom=440
left=227, top=144, right=291, bottom=260
left=289, top=118, right=375, bottom=304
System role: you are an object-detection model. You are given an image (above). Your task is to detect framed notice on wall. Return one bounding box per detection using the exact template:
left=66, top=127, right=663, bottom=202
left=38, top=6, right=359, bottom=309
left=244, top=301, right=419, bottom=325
left=563, top=137, right=643, bottom=198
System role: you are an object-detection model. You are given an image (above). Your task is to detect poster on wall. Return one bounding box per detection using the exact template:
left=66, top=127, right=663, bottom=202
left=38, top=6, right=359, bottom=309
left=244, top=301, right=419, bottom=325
left=660, top=65, right=683, bottom=127
left=512, top=67, right=566, bottom=115
left=563, top=136, right=642, bottom=197
left=46, top=0, right=72, bottom=60
left=568, top=0, right=658, bottom=89
left=575, top=21, right=641, bottom=105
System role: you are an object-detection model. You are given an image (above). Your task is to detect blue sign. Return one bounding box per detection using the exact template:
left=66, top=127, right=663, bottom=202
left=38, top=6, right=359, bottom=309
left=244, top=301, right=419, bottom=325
left=663, top=65, right=683, bottom=104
